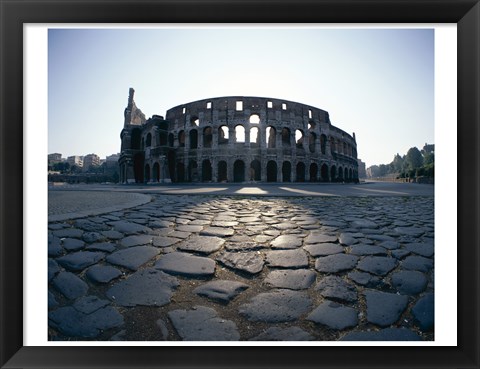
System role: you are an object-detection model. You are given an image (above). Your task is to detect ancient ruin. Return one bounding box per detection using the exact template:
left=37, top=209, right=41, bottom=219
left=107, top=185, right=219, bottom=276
left=119, top=88, right=359, bottom=184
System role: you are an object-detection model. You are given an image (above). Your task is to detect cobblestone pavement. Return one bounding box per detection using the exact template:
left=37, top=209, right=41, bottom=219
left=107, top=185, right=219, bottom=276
left=48, top=191, right=434, bottom=341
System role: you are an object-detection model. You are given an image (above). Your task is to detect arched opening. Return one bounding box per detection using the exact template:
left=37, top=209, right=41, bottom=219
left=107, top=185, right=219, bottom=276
left=321, top=164, right=329, bottom=182
left=310, top=163, right=318, bottom=182
left=159, top=131, right=167, bottom=146
left=190, top=116, right=199, bottom=127
left=188, top=160, right=198, bottom=181
left=168, top=133, right=174, bottom=147
left=250, top=160, right=261, bottom=181
left=296, top=162, right=306, bottom=182
left=349, top=168, right=353, bottom=181
left=282, top=128, right=291, bottom=146
left=146, top=133, right=152, bottom=147
left=308, top=121, right=316, bottom=130
left=320, top=134, right=327, bottom=155
left=133, top=153, right=144, bottom=183
left=202, top=160, right=212, bottom=182
left=234, top=160, right=245, bottom=182
left=267, top=161, right=277, bottom=182
left=249, top=114, right=260, bottom=124
left=144, top=164, right=151, bottom=182
left=189, top=129, right=198, bottom=149
left=153, top=162, right=160, bottom=182
left=218, top=161, right=227, bottom=182
left=235, top=125, right=245, bottom=143
left=344, top=167, right=349, bottom=181
left=295, top=130, right=304, bottom=150
left=309, top=132, right=316, bottom=153
left=203, top=127, right=213, bottom=148
left=282, top=161, right=291, bottom=182
left=250, top=127, right=259, bottom=146
left=168, top=150, right=176, bottom=182
left=330, top=165, right=337, bottom=182
left=177, top=162, right=185, bottom=182
left=330, top=137, right=336, bottom=155
left=218, top=126, right=229, bottom=145
left=178, top=130, right=185, bottom=148
left=266, top=126, right=276, bottom=148
left=131, top=128, right=141, bottom=150
left=338, top=166, right=344, bottom=181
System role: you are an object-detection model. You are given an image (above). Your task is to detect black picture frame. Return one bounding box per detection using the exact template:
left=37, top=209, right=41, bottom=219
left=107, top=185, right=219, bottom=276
left=1, top=0, right=478, bottom=368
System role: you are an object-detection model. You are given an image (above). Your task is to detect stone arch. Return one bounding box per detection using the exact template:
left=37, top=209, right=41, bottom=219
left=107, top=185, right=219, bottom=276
left=159, top=130, right=168, bottom=146
left=189, top=129, right=198, bottom=149
left=146, top=133, right=152, bottom=147
left=267, top=160, right=277, bottom=182
left=309, top=132, right=316, bottom=153
left=282, top=161, right=291, bottom=182
left=266, top=126, right=276, bottom=148
left=202, top=159, right=212, bottom=181
left=235, top=125, right=245, bottom=143
left=218, top=161, right=227, bottom=182
left=167, top=150, right=176, bottom=182
left=188, top=160, right=198, bottom=181
left=133, top=153, right=144, bottom=183
left=320, top=134, right=327, bottom=155
left=168, top=133, right=174, bottom=147
left=177, top=162, right=185, bottom=182
left=330, top=165, right=337, bottom=182
left=234, top=160, right=245, bottom=182
left=295, top=129, right=304, bottom=149
left=310, top=163, right=318, bottom=182
left=178, top=130, right=185, bottom=147
left=249, top=114, right=260, bottom=124
left=321, top=164, right=329, bottom=182
left=296, top=162, right=306, bottom=182
left=330, top=137, right=336, bottom=155
left=344, top=167, right=349, bottom=181
left=308, top=120, right=316, bottom=130
left=203, top=127, right=213, bottom=148
left=349, top=168, right=353, bottom=181
left=250, top=160, right=261, bottom=181
left=144, top=164, right=151, bottom=182
left=218, top=126, right=229, bottom=145
left=190, top=116, right=199, bottom=127
left=153, top=162, right=160, bottom=182
left=338, top=166, right=344, bottom=180
left=282, top=128, right=291, bottom=146
left=131, top=128, right=142, bottom=150
left=250, top=127, right=259, bottom=146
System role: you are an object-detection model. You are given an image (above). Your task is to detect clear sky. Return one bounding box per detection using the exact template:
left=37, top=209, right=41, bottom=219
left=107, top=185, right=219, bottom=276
left=48, top=26, right=434, bottom=167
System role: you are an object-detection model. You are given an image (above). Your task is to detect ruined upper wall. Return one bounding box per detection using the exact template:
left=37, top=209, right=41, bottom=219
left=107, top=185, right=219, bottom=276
left=124, top=88, right=146, bottom=126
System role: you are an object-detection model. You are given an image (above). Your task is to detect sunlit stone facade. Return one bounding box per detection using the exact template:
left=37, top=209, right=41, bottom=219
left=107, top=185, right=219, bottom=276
left=119, top=88, right=359, bottom=184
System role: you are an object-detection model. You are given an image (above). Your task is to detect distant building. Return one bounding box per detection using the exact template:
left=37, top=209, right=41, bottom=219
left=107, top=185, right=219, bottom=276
left=48, top=153, right=63, bottom=165
left=67, top=155, right=83, bottom=168
left=422, top=143, right=434, bottom=154
left=106, top=153, right=120, bottom=162
left=357, top=159, right=367, bottom=179
left=83, top=154, right=100, bottom=172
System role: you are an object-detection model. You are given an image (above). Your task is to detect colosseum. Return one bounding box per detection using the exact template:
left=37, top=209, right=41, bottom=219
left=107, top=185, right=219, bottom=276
left=119, top=88, right=359, bottom=184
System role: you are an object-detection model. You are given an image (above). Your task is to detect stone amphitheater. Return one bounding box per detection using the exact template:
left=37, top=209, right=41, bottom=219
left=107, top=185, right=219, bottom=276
left=119, top=88, right=359, bottom=184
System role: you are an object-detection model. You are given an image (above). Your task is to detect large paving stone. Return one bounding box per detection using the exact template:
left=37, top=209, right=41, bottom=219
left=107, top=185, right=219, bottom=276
left=239, top=289, right=312, bottom=322
left=200, top=227, right=234, bottom=237
left=74, top=219, right=110, bottom=232
left=176, top=224, right=204, bottom=233
left=194, top=280, right=249, bottom=303
left=303, top=243, right=343, bottom=256
left=249, top=327, right=314, bottom=341
left=152, top=236, right=181, bottom=247
left=339, top=233, right=358, bottom=246
left=401, top=255, right=434, bottom=272
left=52, top=272, right=88, bottom=300
left=351, top=219, right=379, bottom=229
left=305, top=232, right=337, bottom=244
left=49, top=306, right=124, bottom=338
left=155, top=252, right=216, bottom=277
left=347, top=271, right=380, bottom=287
left=106, top=246, right=159, bottom=271
left=82, top=232, right=107, bottom=243
left=394, top=227, right=425, bottom=237
left=119, top=234, right=153, bottom=247
left=48, top=235, right=63, bottom=257
left=176, top=235, right=225, bottom=254
left=391, top=270, right=427, bottom=295
left=307, top=301, right=358, bottom=330
left=349, top=245, right=388, bottom=256
left=411, top=293, right=434, bottom=331
left=356, top=256, right=398, bottom=276
left=53, top=228, right=84, bottom=238
left=340, top=328, right=422, bottom=341
left=264, top=269, right=316, bottom=290
left=109, top=220, right=152, bottom=235
left=404, top=242, right=434, bottom=257
left=101, top=230, right=124, bottom=240
left=62, top=238, right=85, bottom=251
left=73, top=295, right=110, bottom=314
left=315, top=254, right=359, bottom=273
left=265, top=249, right=309, bottom=268
left=48, top=259, right=60, bottom=282
left=270, top=235, right=303, bottom=249
left=379, top=240, right=401, bottom=250
left=86, top=265, right=122, bottom=283
left=85, top=242, right=117, bottom=253
left=107, top=268, right=179, bottom=307
left=56, top=251, right=105, bottom=272
left=315, top=276, right=357, bottom=302
left=217, top=251, right=264, bottom=275
left=168, top=306, right=240, bottom=341
left=364, top=290, right=409, bottom=327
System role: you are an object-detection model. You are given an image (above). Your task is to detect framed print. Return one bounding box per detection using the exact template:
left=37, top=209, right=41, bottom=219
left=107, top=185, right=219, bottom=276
left=1, top=0, right=479, bottom=368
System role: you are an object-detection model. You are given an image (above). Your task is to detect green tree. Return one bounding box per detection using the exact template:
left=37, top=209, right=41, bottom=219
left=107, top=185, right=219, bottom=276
left=405, top=147, right=423, bottom=172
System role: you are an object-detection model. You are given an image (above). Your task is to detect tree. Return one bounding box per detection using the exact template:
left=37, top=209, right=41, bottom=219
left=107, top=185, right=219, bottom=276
left=392, top=154, right=404, bottom=173
left=405, top=147, right=423, bottom=172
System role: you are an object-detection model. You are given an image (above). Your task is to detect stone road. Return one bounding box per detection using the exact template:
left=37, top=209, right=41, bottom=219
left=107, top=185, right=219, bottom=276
left=48, top=187, right=434, bottom=341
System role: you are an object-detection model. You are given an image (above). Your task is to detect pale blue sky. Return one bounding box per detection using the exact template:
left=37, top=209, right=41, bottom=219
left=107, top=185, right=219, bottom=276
left=48, top=27, right=434, bottom=167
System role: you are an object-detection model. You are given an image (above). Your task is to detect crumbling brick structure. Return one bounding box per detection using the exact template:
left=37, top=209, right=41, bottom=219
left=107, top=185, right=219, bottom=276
left=119, top=88, right=359, bottom=184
